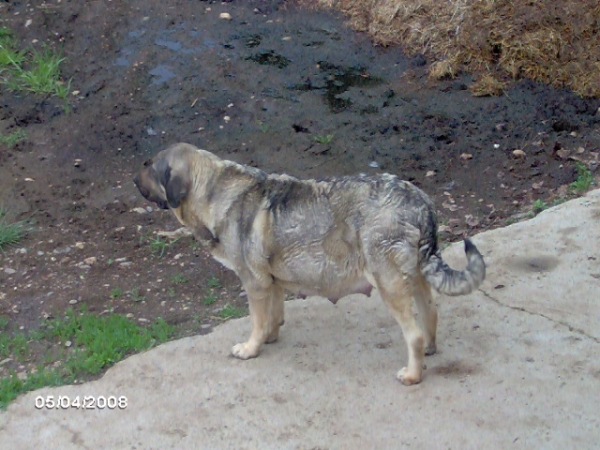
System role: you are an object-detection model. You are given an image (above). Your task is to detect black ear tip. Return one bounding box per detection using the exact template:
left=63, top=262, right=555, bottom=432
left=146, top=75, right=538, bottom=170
left=464, top=238, right=474, bottom=253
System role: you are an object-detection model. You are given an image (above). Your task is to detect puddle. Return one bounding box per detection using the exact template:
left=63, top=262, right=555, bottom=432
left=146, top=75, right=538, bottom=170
left=292, top=62, right=384, bottom=112
left=149, top=65, right=176, bottom=84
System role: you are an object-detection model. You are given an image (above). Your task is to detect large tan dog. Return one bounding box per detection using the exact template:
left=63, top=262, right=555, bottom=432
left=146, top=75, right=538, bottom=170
left=134, top=143, right=485, bottom=385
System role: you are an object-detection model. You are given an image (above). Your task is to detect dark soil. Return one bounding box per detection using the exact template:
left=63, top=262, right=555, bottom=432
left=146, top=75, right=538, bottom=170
left=1, top=1, right=599, bottom=377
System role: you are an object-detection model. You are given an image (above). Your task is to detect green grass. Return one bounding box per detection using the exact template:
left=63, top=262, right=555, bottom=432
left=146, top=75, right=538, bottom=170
left=0, top=129, right=27, bottom=148
left=0, top=27, right=71, bottom=110
left=171, top=274, right=189, bottom=284
left=0, top=307, right=175, bottom=409
left=313, top=133, right=335, bottom=144
left=570, top=162, right=593, bottom=194
left=218, top=304, right=246, bottom=319
left=143, top=235, right=176, bottom=257
left=129, top=288, right=145, bottom=303
left=532, top=199, right=548, bottom=215
left=256, top=120, right=269, bottom=133
left=206, top=276, right=221, bottom=289
left=0, top=208, right=27, bottom=251
left=202, top=294, right=218, bottom=306
left=110, top=287, right=123, bottom=299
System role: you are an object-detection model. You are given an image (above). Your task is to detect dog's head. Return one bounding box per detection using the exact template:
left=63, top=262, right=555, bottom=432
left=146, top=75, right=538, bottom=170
left=133, top=143, right=196, bottom=210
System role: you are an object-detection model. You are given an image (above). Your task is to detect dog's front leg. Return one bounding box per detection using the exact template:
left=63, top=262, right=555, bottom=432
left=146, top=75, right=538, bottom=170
left=231, top=285, right=283, bottom=360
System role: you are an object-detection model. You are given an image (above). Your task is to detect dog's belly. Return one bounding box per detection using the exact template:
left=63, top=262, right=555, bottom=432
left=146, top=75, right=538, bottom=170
left=277, top=276, right=373, bottom=304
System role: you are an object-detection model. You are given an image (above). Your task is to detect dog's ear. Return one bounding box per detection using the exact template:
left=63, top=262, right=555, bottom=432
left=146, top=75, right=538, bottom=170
left=154, top=158, right=189, bottom=209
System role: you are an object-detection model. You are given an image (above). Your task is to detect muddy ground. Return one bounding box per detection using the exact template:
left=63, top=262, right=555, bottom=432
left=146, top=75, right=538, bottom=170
left=1, top=0, right=599, bottom=379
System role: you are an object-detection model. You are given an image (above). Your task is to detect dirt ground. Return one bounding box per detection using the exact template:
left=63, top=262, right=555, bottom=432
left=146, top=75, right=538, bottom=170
left=1, top=0, right=599, bottom=379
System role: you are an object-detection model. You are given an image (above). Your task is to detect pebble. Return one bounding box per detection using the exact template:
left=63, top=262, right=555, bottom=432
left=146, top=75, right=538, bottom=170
left=132, top=207, right=149, bottom=214
left=512, top=149, right=526, bottom=158
left=368, top=161, right=379, bottom=168
left=75, top=242, right=85, bottom=249
left=460, top=153, right=473, bottom=160
left=126, top=313, right=134, bottom=318
left=64, top=340, right=72, bottom=347
left=138, top=318, right=149, bottom=323
left=4, top=268, right=16, bottom=274
left=201, top=324, right=212, bottom=329
left=239, top=291, right=247, bottom=297
left=69, top=299, right=78, bottom=305
left=83, top=257, right=97, bottom=265
left=37, top=251, right=45, bottom=256
left=219, top=12, right=232, bottom=20
left=16, top=248, right=27, bottom=255
left=119, top=262, right=132, bottom=267
left=425, top=170, right=435, bottom=177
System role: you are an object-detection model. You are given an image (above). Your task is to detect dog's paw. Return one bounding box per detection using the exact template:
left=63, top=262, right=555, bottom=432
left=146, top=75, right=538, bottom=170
left=424, top=342, right=437, bottom=356
left=231, top=342, right=259, bottom=360
left=396, top=367, right=422, bottom=386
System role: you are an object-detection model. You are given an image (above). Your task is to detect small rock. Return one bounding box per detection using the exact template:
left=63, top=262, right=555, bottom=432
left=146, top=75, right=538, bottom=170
left=460, top=153, right=473, bottom=160
left=83, top=257, right=97, bottom=265
left=16, top=248, right=27, bottom=255
left=555, top=148, right=571, bottom=160
left=368, top=161, right=379, bottom=168
left=64, top=340, right=72, bottom=347
left=119, top=262, right=132, bottom=267
left=239, top=291, right=247, bottom=297
left=425, top=170, right=435, bottom=177
left=174, top=253, right=183, bottom=260
left=138, top=318, right=149, bottom=323
left=219, top=12, right=232, bottom=20
left=75, top=242, right=85, bottom=249
left=223, top=115, right=231, bottom=122
left=17, top=372, right=27, bottom=381
left=493, top=143, right=500, bottom=149
left=78, top=264, right=91, bottom=270
left=512, top=149, right=526, bottom=158
left=147, top=127, right=157, bottom=136
left=69, top=299, right=78, bottom=305
left=115, top=257, right=127, bottom=263
left=4, top=268, right=16, bottom=275
left=145, top=206, right=153, bottom=213
left=37, top=251, right=45, bottom=256
left=132, top=207, right=148, bottom=214
left=126, top=313, right=134, bottom=318
left=201, top=324, right=212, bottom=329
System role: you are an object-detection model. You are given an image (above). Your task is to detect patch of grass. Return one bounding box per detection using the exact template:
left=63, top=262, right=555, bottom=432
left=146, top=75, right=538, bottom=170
left=532, top=199, right=548, bottom=215
left=143, top=235, right=176, bottom=257
left=129, top=288, right=145, bottom=303
left=570, top=162, right=593, bottom=194
left=0, top=307, right=175, bottom=409
left=171, top=274, right=189, bottom=284
left=218, top=304, right=246, bottom=319
left=0, top=129, right=27, bottom=148
left=110, top=287, right=123, bottom=299
left=202, top=294, right=218, bottom=306
left=313, top=133, right=335, bottom=144
left=0, top=27, right=72, bottom=110
left=0, top=208, right=27, bottom=251
left=256, top=120, right=269, bottom=133
left=206, top=276, right=221, bottom=289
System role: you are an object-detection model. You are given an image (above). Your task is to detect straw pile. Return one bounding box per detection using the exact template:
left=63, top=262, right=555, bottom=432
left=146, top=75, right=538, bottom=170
left=303, top=0, right=600, bottom=97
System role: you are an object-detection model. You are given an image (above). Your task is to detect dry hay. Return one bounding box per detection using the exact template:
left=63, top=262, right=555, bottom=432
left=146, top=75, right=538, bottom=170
left=301, top=0, right=600, bottom=97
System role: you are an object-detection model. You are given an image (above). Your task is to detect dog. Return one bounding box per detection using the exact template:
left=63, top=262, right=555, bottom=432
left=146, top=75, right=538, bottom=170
left=134, top=143, right=485, bottom=385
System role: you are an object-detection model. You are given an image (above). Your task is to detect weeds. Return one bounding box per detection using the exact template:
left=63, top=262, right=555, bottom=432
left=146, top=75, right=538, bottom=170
left=202, top=295, right=218, bottom=306
left=0, top=208, right=27, bottom=251
left=256, top=120, right=269, bottom=133
left=532, top=199, right=548, bottom=215
left=206, top=276, right=221, bottom=289
left=0, top=27, right=71, bottom=110
left=171, top=274, right=189, bottom=284
left=0, top=129, right=27, bottom=148
left=218, top=304, right=246, bottom=319
left=313, top=133, right=335, bottom=144
left=570, top=162, right=593, bottom=194
left=129, top=288, right=145, bottom=303
left=110, top=287, right=123, bottom=299
left=143, top=235, right=176, bottom=257
left=0, top=307, right=175, bottom=409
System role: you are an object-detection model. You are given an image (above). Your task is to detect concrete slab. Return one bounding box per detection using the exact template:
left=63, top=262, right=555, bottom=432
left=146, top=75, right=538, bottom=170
left=1, top=191, right=599, bottom=449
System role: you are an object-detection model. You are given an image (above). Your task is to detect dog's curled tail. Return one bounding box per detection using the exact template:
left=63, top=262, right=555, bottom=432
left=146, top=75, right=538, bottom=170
left=420, top=239, right=486, bottom=296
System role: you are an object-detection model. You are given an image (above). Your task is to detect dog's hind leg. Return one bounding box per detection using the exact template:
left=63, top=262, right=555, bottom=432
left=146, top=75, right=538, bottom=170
left=231, top=284, right=282, bottom=359
left=414, top=273, right=437, bottom=356
left=376, top=274, right=425, bottom=385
